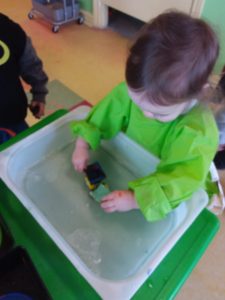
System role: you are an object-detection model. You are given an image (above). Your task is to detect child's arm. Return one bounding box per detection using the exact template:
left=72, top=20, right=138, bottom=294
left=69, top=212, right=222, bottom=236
left=70, top=83, right=131, bottom=151
left=215, top=105, right=225, bottom=146
left=128, top=109, right=218, bottom=222
left=72, top=137, right=90, bottom=172
left=101, top=190, right=139, bottom=212
left=19, top=37, right=48, bottom=118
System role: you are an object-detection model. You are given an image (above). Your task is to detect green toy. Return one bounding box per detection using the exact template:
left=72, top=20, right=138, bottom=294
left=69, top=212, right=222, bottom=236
left=89, top=183, right=110, bottom=203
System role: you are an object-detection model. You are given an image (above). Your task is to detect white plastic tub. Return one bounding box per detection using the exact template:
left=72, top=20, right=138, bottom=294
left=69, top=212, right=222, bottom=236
left=0, top=107, right=208, bottom=300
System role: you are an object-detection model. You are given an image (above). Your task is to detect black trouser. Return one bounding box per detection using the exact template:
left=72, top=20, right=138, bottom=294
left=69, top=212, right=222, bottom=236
left=0, top=121, right=29, bottom=144
left=214, top=149, right=225, bottom=169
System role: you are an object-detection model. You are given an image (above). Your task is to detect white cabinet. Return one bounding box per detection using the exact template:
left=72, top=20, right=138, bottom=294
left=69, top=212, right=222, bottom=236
left=93, top=0, right=205, bottom=28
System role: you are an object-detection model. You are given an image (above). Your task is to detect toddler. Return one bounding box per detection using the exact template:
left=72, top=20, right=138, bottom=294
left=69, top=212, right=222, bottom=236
left=71, top=11, right=219, bottom=221
left=213, top=67, right=225, bottom=169
left=0, top=13, right=48, bottom=143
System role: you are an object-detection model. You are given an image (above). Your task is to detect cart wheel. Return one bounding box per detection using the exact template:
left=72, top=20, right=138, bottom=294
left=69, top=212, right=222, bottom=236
left=52, top=25, right=59, bottom=33
left=77, top=15, right=84, bottom=25
left=28, top=12, right=34, bottom=20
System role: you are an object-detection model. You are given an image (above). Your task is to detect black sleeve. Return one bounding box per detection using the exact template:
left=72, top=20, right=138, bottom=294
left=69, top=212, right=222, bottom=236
left=19, top=37, right=48, bottom=102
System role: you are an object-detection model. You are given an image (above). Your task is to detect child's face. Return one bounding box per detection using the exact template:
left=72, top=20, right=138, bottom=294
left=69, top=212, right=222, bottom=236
left=128, top=88, right=192, bottom=122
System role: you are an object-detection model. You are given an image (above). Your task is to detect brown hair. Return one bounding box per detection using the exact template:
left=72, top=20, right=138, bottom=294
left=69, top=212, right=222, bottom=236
left=125, top=11, right=219, bottom=105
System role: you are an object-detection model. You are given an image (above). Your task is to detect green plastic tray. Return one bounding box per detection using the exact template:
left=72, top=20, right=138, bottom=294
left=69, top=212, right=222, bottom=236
left=0, top=109, right=220, bottom=300
left=0, top=226, right=2, bottom=248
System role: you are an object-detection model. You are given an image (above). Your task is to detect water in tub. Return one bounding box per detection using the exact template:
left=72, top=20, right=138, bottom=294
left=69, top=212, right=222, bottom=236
left=23, top=139, right=174, bottom=280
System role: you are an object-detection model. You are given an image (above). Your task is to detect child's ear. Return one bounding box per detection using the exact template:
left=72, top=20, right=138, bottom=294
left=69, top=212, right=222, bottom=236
left=198, top=82, right=215, bottom=103
left=202, top=83, right=211, bottom=90
left=201, top=82, right=212, bottom=96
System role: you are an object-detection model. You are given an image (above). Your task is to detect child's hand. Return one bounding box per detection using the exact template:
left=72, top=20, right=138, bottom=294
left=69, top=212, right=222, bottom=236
left=30, top=101, right=45, bottom=119
left=72, top=138, right=89, bottom=172
left=101, top=190, right=139, bottom=213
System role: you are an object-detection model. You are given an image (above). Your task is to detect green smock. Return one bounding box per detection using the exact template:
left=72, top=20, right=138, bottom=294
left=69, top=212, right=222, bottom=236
left=70, top=82, right=218, bottom=221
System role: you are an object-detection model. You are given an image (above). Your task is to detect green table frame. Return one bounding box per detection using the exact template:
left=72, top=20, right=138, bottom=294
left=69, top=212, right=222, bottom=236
left=0, top=110, right=220, bottom=300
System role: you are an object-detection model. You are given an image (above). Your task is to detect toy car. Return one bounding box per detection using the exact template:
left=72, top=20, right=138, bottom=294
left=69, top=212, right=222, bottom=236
left=84, top=162, right=110, bottom=202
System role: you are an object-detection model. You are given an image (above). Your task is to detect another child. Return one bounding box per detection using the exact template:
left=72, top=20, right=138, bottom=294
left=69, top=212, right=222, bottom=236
left=213, top=67, right=225, bottom=169
left=0, top=13, right=48, bottom=143
left=71, top=11, right=219, bottom=222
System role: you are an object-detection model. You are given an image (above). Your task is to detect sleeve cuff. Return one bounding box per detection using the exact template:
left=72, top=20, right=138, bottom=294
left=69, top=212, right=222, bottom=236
left=31, top=94, right=46, bottom=103
left=70, top=120, right=101, bottom=150
left=129, top=175, right=172, bottom=222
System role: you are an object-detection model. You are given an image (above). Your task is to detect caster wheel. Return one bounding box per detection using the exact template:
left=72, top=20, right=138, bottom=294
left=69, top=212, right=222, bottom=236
left=52, top=25, right=59, bottom=33
left=77, top=15, right=84, bottom=25
left=28, top=12, right=34, bottom=20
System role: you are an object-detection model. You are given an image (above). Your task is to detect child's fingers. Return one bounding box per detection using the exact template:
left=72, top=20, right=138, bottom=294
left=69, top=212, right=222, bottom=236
left=101, top=191, right=117, bottom=201
left=81, top=159, right=88, bottom=171
left=101, top=199, right=115, bottom=209
left=76, top=164, right=83, bottom=172
left=101, top=201, right=116, bottom=213
left=73, top=161, right=84, bottom=172
left=103, top=206, right=116, bottom=213
left=72, top=157, right=88, bottom=172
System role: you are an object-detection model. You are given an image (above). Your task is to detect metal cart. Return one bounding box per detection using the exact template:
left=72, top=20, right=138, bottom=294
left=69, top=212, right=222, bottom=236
left=28, top=0, right=84, bottom=33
